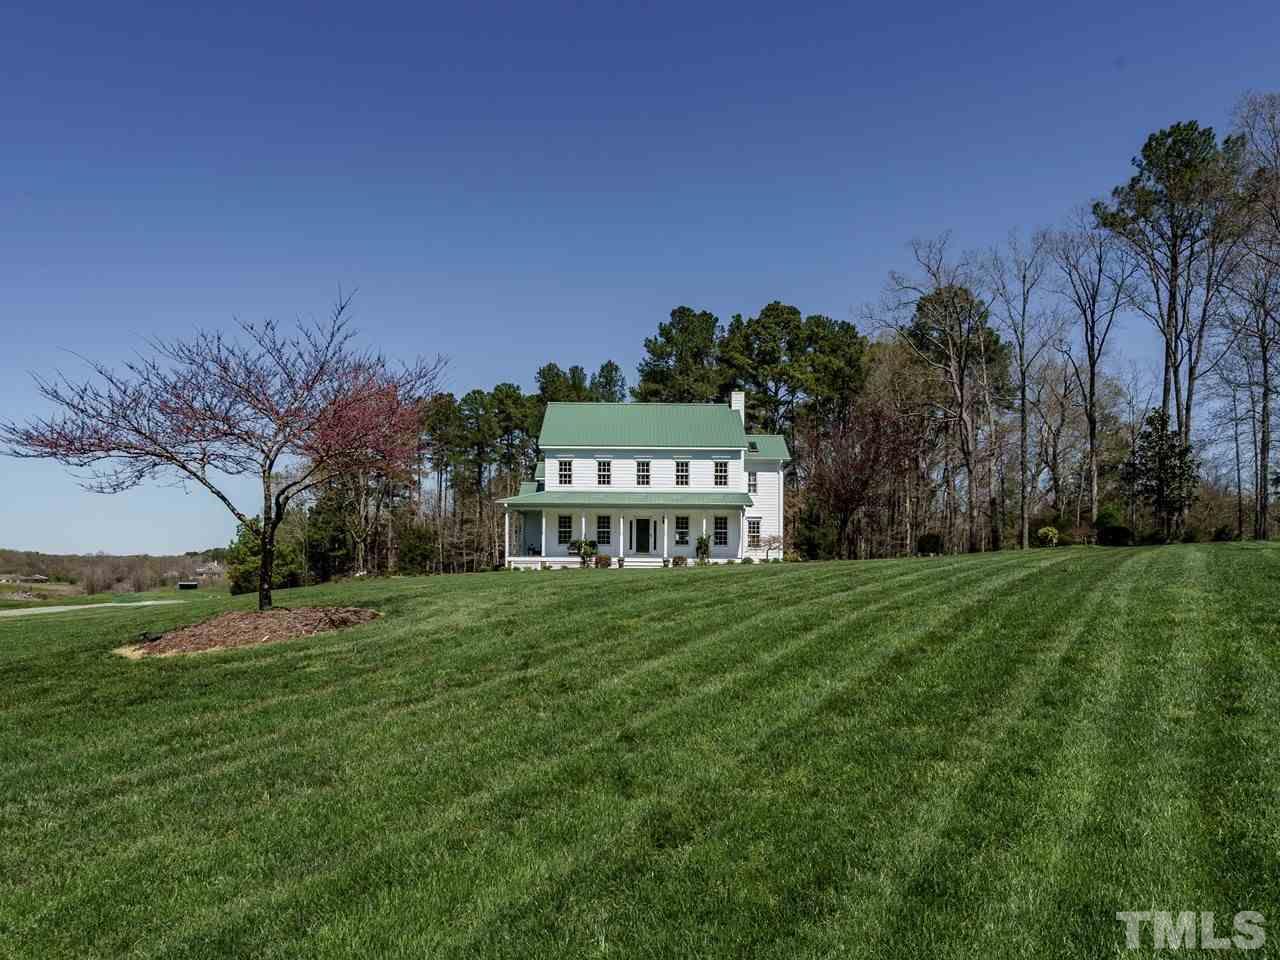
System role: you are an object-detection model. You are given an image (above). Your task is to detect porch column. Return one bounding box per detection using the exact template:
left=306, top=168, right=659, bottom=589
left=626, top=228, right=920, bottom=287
left=619, top=512, right=625, bottom=558
left=581, top=513, right=587, bottom=541
left=503, top=508, right=510, bottom=565
left=738, top=508, right=746, bottom=559
left=540, top=512, right=546, bottom=559
left=662, top=513, right=668, bottom=560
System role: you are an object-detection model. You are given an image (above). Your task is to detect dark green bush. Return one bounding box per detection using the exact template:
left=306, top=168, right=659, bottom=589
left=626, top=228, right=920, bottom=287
left=1213, top=525, right=1236, bottom=542
left=226, top=519, right=305, bottom=596
left=671, top=556, right=688, bottom=568
left=1097, top=524, right=1135, bottom=547
left=1181, top=527, right=1203, bottom=543
left=740, top=556, right=754, bottom=564
left=917, top=532, right=944, bottom=555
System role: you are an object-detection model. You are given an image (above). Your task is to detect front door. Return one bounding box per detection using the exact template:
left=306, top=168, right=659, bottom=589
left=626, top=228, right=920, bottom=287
left=635, top=518, right=651, bottom=553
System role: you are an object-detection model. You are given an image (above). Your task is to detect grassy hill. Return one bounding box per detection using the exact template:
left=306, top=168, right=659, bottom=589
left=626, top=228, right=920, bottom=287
left=2, top=545, right=1277, bottom=958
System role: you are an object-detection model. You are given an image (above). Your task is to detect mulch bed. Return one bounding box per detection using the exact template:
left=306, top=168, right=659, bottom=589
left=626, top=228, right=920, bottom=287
left=118, top=606, right=380, bottom=658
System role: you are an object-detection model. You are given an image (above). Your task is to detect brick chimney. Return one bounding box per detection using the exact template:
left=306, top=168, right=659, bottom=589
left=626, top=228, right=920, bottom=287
left=730, top=391, right=745, bottom=424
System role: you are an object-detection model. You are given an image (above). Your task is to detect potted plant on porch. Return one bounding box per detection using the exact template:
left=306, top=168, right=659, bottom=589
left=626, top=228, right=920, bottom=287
left=568, top=538, right=598, bottom=569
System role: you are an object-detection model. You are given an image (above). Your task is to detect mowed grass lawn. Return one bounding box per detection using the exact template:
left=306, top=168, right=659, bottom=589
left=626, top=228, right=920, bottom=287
left=2, top=545, right=1278, bottom=958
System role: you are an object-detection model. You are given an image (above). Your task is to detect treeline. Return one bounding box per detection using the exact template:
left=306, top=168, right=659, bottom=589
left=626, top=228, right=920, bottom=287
left=240, top=90, right=1280, bottom=579
left=0, top=547, right=227, bottom=594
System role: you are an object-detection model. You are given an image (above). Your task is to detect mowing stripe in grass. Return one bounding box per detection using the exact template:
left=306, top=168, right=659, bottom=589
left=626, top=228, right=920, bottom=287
left=820, top=548, right=1154, bottom=958
left=0, top=560, right=933, bottom=822
left=429, top=552, right=1099, bottom=957
left=1193, top=545, right=1280, bottom=931
left=232, top=552, right=1090, bottom=957
left=1031, top=546, right=1214, bottom=957
left=0, top=562, right=864, bottom=792
left=4, top=549, right=1274, bottom=959
left=436, top=551, right=1120, bottom=957
left=2, top=555, right=1008, bottom=947
left=104, top=554, right=1047, bottom=958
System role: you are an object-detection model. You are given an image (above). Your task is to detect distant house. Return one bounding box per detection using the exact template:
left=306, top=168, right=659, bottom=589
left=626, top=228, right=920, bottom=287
left=498, top=392, right=789, bottom=569
left=195, top=561, right=224, bottom=578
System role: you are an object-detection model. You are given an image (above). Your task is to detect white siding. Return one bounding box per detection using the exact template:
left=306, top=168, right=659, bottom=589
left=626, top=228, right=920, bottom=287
left=651, top=510, right=741, bottom=560
left=744, top=458, right=784, bottom=558
left=542, top=448, right=746, bottom=493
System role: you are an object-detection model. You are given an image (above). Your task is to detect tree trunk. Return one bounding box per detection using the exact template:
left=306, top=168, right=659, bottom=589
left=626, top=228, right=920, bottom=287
left=1234, top=391, right=1245, bottom=540
left=1162, top=245, right=1179, bottom=424
left=1019, top=379, right=1029, bottom=548
left=964, top=459, right=980, bottom=554
left=1087, top=367, right=1099, bottom=525
left=1260, top=340, right=1272, bottom=540
left=259, top=475, right=274, bottom=611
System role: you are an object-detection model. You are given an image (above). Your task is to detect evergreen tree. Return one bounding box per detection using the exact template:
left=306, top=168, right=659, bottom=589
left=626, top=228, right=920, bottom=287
left=1123, top=409, right=1200, bottom=540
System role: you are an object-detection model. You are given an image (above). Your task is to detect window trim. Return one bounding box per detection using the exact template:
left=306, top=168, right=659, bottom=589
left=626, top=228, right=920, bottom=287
left=558, top=460, right=573, bottom=485
left=713, top=515, right=729, bottom=547
left=747, top=517, right=761, bottom=548
left=675, top=515, right=689, bottom=546
left=636, top=459, right=651, bottom=486
left=675, top=460, right=690, bottom=487
left=748, top=471, right=758, bottom=494
left=596, top=515, right=611, bottom=545
left=558, top=515, right=572, bottom=545
left=597, top=459, right=611, bottom=486
left=714, top=460, right=729, bottom=487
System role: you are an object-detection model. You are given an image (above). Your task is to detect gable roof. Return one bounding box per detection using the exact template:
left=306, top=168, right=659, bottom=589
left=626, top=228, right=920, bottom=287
left=539, top=402, right=747, bottom=449
left=746, top=434, right=790, bottom=461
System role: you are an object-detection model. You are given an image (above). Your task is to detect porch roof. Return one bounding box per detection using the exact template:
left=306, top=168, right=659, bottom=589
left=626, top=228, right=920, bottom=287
left=497, top=490, right=753, bottom=509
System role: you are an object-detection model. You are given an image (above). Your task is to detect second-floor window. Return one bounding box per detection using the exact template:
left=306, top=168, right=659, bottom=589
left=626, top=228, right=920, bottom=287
left=636, top=460, right=650, bottom=486
left=748, top=517, right=761, bottom=548
left=558, top=515, right=572, bottom=544
left=714, top=461, right=728, bottom=486
left=714, top=516, right=729, bottom=546
left=558, top=460, right=573, bottom=485
left=675, top=460, right=689, bottom=486
left=597, top=460, right=611, bottom=485
left=675, top=516, right=689, bottom=546
left=748, top=471, right=758, bottom=493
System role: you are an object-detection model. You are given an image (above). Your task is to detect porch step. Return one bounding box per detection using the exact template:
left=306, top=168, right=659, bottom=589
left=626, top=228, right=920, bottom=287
left=621, top=557, right=666, bottom=568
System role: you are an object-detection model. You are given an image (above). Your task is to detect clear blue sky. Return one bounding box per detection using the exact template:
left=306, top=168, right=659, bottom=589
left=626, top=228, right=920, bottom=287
left=3, top=0, right=1276, bottom=554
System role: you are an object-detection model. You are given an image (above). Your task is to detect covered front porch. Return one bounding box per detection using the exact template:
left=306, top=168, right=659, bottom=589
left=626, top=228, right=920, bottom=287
left=496, top=492, right=752, bottom=569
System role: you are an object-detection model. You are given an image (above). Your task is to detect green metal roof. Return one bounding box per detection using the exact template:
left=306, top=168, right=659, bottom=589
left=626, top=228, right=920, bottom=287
left=539, top=402, right=747, bottom=449
left=517, top=480, right=539, bottom=495
left=498, top=490, right=753, bottom=508
left=746, top=434, right=790, bottom=461
left=533, top=461, right=545, bottom=480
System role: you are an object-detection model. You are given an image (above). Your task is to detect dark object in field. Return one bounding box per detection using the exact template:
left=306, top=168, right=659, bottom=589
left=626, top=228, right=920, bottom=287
left=177, top=581, right=199, bottom=590
left=1096, top=524, right=1134, bottom=547
left=121, top=607, right=379, bottom=657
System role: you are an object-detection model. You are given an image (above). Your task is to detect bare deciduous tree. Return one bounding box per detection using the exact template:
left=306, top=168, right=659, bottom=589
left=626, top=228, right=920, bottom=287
left=1051, top=210, right=1138, bottom=524
left=0, top=296, right=443, bottom=609
left=987, top=229, right=1060, bottom=547
left=886, top=235, right=997, bottom=553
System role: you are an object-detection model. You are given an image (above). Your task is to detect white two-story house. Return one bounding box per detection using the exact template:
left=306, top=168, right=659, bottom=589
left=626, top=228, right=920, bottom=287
left=499, top=392, right=789, bottom=568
